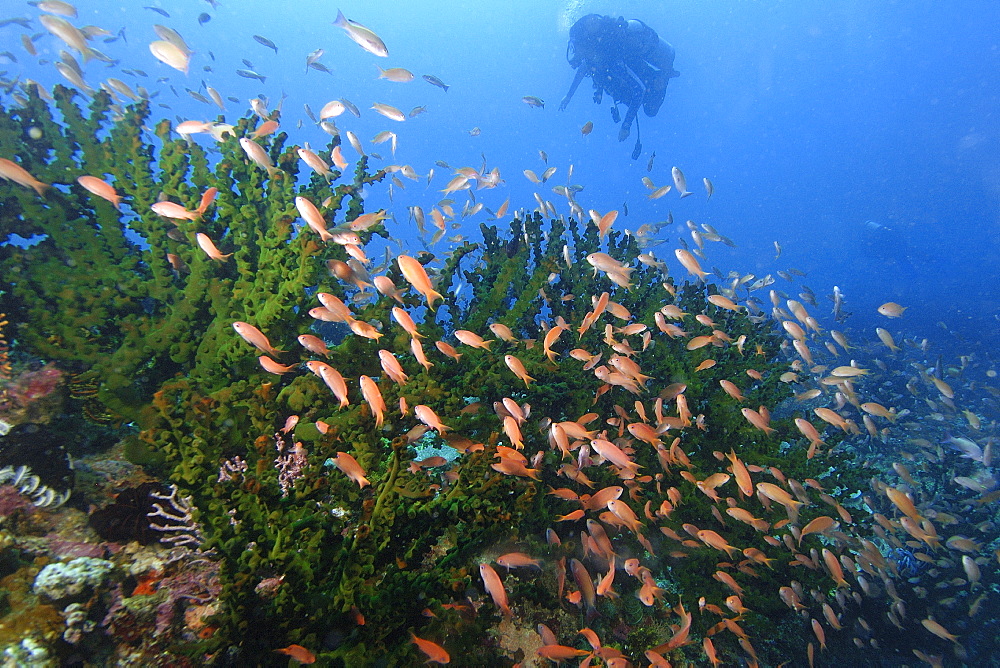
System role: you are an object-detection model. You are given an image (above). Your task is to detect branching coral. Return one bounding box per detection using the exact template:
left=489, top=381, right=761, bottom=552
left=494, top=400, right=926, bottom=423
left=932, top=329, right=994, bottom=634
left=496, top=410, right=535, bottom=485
left=0, top=86, right=383, bottom=423
left=1, top=89, right=940, bottom=667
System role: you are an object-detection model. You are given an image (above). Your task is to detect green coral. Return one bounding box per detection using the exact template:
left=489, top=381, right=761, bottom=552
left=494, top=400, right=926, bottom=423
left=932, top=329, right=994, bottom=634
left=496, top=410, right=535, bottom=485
left=0, top=86, right=381, bottom=422
left=1, top=90, right=884, bottom=666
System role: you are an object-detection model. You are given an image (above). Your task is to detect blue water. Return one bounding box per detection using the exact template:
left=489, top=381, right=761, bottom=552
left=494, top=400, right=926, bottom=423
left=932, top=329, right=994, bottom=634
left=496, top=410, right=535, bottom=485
left=4, top=0, right=999, bottom=344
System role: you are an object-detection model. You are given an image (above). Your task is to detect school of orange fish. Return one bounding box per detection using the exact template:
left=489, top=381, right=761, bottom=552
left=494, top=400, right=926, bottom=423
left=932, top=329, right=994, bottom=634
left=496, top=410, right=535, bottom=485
left=2, top=4, right=998, bottom=666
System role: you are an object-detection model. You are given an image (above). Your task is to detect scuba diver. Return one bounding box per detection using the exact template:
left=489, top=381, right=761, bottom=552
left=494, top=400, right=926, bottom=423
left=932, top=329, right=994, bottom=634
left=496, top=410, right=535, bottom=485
left=559, top=14, right=679, bottom=146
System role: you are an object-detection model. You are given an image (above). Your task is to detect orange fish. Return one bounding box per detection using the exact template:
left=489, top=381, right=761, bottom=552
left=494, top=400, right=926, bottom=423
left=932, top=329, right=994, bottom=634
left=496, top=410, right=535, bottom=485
left=821, top=548, right=850, bottom=588
left=542, top=324, right=567, bottom=362
left=489, top=322, right=518, bottom=342
left=885, top=486, right=923, bottom=523
left=504, top=354, right=536, bottom=388
left=707, top=294, right=741, bottom=311
left=240, top=137, right=279, bottom=178
left=479, top=563, right=512, bottom=617
left=295, top=196, right=335, bottom=242
left=536, top=645, right=590, bottom=661
left=814, top=407, right=849, bottom=431
left=921, top=618, right=960, bottom=644
left=491, top=458, right=540, bottom=480
left=410, top=339, right=434, bottom=371
left=331, top=145, right=349, bottom=170
left=726, top=450, right=754, bottom=497
left=152, top=200, right=200, bottom=221
left=696, top=529, right=740, bottom=557
left=258, top=356, right=297, bottom=375
left=391, top=306, right=424, bottom=339
left=877, top=302, right=907, bottom=318
left=454, top=329, right=493, bottom=350
left=757, top=482, right=804, bottom=512
left=811, top=618, right=827, bottom=651
left=281, top=415, right=300, bottom=434
left=195, top=232, right=232, bottom=261
left=305, top=361, right=350, bottom=408
left=496, top=552, right=542, bottom=570
left=373, top=275, right=405, bottom=303
left=876, top=327, right=900, bottom=352
left=359, top=375, right=387, bottom=428
left=274, top=644, right=316, bottom=664
left=298, top=147, right=332, bottom=181
left=596, top=210, right=618, bottom=238
left=799, top=516, right=838, bottom=544
left=398, top=255, right=444, bottom=309
left=596, top=557, right=617, bottom=598
left=377, top=349, right=409, bottom=385
left=410, top=633, right=450, bottom=664
left=608, top=499, right=642, bottom=534
left=590, top=439, right=639, bottom=473
left=719, top=379, right=745, bottom=402
left=726, top=507, right=769, bottom=532
left=704, top=637, right=720, bottom=667
left=713, top=570, right=743, bottom=596
left=414, top=404, right=449, bottom=433
left=298, top=334, right=331, bottom=357
left=570, top=558, right=598, bottom=620
left=0, top=157, right=49, bottom=195
left=674, top=248, right=707, bottom=279
left=434, top=340, right=462, bottom=361
left=334, top=451, right=370, bottom=488
left=741, top=407, right=775, bottom=435
left=250, top=119, right=279, bottom=139
left=77, top=175, right=120, bottom=209
left=348, top=319, right=383, bottom=341
left=232, top=321, right=282, bottom=356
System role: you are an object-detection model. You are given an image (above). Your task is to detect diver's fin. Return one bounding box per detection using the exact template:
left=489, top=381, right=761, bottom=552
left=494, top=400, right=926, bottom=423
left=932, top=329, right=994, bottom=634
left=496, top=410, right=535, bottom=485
left=631, top=117, right=642, bottom=159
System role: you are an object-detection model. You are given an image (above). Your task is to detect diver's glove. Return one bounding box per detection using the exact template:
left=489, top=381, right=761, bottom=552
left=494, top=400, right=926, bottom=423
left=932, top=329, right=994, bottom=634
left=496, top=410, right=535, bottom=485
left=610, top=106, right=620, bottom=123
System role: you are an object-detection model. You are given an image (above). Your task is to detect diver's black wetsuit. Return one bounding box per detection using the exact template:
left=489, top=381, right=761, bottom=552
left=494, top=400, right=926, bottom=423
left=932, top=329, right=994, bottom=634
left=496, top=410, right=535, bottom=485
left=559, top=15, right=679, bottom=142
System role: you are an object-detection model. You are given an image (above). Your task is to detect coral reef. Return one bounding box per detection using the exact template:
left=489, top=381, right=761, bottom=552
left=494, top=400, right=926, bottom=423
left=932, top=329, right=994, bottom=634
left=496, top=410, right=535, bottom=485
left=33, top=557, right=114, bottom=601
left=1, top=83, right=997, bottom=668
left=0, top=363, right=64, bottom=435
left=0, top=85, right=382, bottom=424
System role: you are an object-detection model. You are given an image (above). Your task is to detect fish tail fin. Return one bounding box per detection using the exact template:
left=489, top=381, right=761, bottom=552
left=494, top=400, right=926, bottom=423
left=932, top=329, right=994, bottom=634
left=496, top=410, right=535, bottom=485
left=32, top=182, right=50, bottom=197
